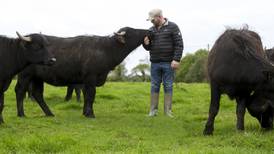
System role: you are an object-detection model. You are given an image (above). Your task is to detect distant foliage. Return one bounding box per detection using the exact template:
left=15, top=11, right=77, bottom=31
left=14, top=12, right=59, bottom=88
left=130, top=64, right=150, bottom=82
left=175, top=49, right=208, bottom=83
left=107, top=62, right=127, bottom=81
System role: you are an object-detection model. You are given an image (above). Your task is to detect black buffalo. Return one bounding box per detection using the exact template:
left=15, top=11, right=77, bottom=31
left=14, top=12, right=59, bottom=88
left=0, top=32, right=56, bottom=123
left=204, top=28, right=274, bottom=135
left=15, top=27, right=148, bottom=118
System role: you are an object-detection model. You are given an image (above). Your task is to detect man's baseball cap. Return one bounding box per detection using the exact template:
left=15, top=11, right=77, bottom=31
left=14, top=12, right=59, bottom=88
left=146, top=9, right=163, bottom=21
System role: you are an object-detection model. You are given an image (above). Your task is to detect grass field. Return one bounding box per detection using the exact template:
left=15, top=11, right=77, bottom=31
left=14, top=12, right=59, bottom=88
left=0, top=81, right=274, bottom=153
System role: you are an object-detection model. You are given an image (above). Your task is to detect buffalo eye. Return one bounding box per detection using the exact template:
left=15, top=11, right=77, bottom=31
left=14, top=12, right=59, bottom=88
left=30, top=43, right=43, bottom=51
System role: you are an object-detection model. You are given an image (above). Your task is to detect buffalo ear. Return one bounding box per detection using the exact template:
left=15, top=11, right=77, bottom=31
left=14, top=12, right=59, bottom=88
left=116, top=35, right=126, bottom=44
left=114, top=31, right=126, bottom=44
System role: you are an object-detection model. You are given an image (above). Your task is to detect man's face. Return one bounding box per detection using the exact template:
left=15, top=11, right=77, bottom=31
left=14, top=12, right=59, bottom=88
left=151, top=16, right=161, bottom=27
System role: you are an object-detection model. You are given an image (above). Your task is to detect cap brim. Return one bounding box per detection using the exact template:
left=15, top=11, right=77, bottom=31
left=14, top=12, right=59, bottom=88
left=146, top=17, right=154, bottom=21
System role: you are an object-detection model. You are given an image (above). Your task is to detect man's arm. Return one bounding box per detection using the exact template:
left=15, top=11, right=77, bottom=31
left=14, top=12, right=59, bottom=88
left=142, top=27, right=154, bottom=51
left=143, top=36, right=151, bottom=51
left=172, top=24, right=184, bottom=62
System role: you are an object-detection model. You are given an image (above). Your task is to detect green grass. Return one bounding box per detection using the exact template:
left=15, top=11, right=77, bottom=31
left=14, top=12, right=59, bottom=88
left=0, top=81, right=274, bottom=153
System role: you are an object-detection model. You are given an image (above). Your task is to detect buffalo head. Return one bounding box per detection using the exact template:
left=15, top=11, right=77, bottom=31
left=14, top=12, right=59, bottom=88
left=17, top=32, right=56, bottom=65
left=247, top=93, right=274, bottom=129
left=114, top=27, right=148, bottom=45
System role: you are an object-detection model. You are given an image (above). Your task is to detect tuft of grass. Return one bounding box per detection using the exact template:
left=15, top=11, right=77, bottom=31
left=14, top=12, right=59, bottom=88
left=0, top=81, right=273, bottom=153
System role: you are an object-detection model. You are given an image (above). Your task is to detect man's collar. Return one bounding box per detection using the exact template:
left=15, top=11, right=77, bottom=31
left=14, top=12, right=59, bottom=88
left=163, top=18, right=169, bottom=26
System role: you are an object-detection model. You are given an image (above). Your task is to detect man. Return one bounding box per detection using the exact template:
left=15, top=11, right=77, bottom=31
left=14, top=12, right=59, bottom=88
left=143, top=9, right=184, bottom=117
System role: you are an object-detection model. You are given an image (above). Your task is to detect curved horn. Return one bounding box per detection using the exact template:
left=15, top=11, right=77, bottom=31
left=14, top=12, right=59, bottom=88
left=16, top=31, right=31, bottom=42
left=114, top=31, right=126, bottom=36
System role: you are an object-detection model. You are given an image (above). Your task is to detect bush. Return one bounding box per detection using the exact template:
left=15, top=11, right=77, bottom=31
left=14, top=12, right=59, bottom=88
left=175, top=49, right=208, bottom=83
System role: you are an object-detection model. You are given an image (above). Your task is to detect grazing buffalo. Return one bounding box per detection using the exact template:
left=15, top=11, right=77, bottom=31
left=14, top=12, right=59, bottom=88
left=15, top=27, right=148, bottom=118
left=0, top=32, right=56, bottom=123
left=204, top=28, right=274, bottom=135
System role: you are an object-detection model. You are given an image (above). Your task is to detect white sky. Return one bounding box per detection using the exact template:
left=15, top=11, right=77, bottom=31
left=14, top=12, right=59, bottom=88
left=1, top=0, right=274, bottom=73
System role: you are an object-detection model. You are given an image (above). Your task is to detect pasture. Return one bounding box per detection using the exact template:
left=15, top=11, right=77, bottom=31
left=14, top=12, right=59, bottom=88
left=0, top=81, right=273, bottom=153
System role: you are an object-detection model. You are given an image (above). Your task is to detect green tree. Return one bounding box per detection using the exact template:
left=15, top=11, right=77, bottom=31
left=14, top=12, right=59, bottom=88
left=175, top=49, right=208, bottom=83
left=175, top=54, right=196, bottom=82
left=107, top=62, right=127, bottom=81
left=131, top=63, right=150, bottom=82
left=184, top=55, right=207, bottom=82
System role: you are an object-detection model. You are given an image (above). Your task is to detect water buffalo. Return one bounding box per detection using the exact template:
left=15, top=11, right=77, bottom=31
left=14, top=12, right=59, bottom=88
left=15, top=27, right=148, bottom=118
left=204, top=28, right=274, bottom=135
left=0, top=32, right=56, bottom=123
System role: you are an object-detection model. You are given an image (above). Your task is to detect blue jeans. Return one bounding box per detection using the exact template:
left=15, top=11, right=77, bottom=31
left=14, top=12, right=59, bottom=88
left=151, top=62, right=174, bottom=94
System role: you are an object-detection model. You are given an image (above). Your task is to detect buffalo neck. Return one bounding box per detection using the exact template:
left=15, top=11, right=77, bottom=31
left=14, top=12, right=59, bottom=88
left=107, top=36, right=142, bottom=67
left=0, top=37, right=28, bottom=78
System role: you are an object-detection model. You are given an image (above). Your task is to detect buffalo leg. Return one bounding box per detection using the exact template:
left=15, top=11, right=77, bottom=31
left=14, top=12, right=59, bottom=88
left=27, top=82, right=35, bottom=101
left=15, top=78, right=31, bottom=117
left=82, top=85, right=95, bottom=118
left=0, top=91, right=4, bottom=123
left=0, top=80, right=12, bottom=123
left=236, top=97, right=246, bottom=131
left=65, top=85, right=74, bottom=102
left=31, top=80, right=54, bottom=116
left=75, top=86, right=81, bottom=102
left=204, top=82, right=221, bottom=135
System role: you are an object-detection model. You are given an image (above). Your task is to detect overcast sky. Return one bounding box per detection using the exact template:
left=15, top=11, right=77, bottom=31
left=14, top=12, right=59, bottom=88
left=1, top=0, right=274, bottom=72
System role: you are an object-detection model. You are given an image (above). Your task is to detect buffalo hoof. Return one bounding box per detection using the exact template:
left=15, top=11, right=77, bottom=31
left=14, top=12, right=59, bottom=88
left=203, top=130, right=213, bottom=136
left=203, top=126, right=214, bottom=136
left=236, top=125, right=244, bottom=131
left=236, top=127, right=245, bottom=132
left=17, top=113, right=25, bottom=117
left=64, top=98, right=71, bottom=102
left=45, top=113, right=55, bottom=117
left=236, top=129, right=245, bottom=134
left=84, top=113, right=95, bottom=118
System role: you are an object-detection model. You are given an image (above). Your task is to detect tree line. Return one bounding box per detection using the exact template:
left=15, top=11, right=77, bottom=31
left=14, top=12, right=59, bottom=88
left=107, top=49, right=209, bottom=83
